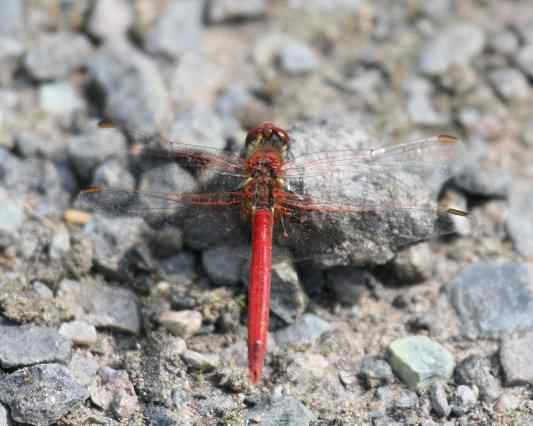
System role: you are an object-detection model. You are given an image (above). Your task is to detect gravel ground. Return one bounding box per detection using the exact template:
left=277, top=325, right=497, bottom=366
left=0, top=1, right=533, bottom=425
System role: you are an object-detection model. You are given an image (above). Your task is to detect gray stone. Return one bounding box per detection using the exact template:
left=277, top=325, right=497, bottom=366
left=57, top=279, right=141, bottom=334
left=0, top=37, right=23, bottom=85
left=32, top=281, right=53, bottom=299
left=418, top=23, right=485, bottom=76
left=170, top=51, right=225, bottom=109
left=49, top=224, right=71, bottom=260
left=451, top=385, right=478, bottom=416
left=404, top=78, right=448, bottom=126
left=453, top=164, right=512, bottom=198
left=79, top=214, right=144, bottom=274
left=454, top=355, right=501, bottom=402
left=158, top=310, right=202, bottom=337
left=0, top=0, right=25, bottom=40
left=14, top=130, right=67, bottom=160
left=89, top=368, right=139, bottom=420
left=288, top=0, right=362, bottom=10
left=59, top=320, right=98, bottom=346
left=144, top=405, right=177, bottom=425
left=392, top=242, right=432, bottom=283
left=278, top=40, right=320, bottom=75
left=0, top=363, right=88, bottom=426
left=488, top=30, right=519, bottom=56
left=145, top=0, right=204, bottom=59
left=87, top=46, right=171, bottom=134
left=91, top=159, right=135, bottom=191
left=488, top=68, right=530, bottom=102
left=500, top=330, right=533, bottom=386
left=0, top=156, right=75, bottom=216
left=506, top=191, right=533, bottom=257
left=202, top=245, right=246, bottom=287
left=68, top=352, right=99, bottom=387
left=24, top=32, right=92, bottom=80
left=169, top=105, right=229, bottom=153
left=0, top=403, right=10, bottom=426
left=88, top=0, right=133, bottom=42
left=247, top=395, right=316, bottom=426
left=207, top=0, right=267, bottom=23
left=419, top=0, right=455, bottom=20
left=394, top=389, right=419, bottom=410
left=387, top=335, right=455, bottom=390
left=448, top=262, right=533, bottom=338
left=0, top=325, right=72, bottom=368
left=357, top=357, right=395, bottom=389
left=516, top=44, right=533, bottom=79
left=275, top=313, right=331, bottom=347
left=513, top=19, right=533, bottom=45
left=494, top=393, right=520, bottom=412
left=0, top=196, right=25, bottom=248
left=39, top=82, right=85, bottom=116
left=282, top=118, right=463, bottom=268
left=68, top=124, right=127, bottom=181
left=326, top=267, right=375, bottom=306
left=430, top=382, right=451, bottom=417
left=181, top=350, right=219, bottom=371
left=157, top=251, right=196, bottom=284
left=522, top=120, right=533, bottom=146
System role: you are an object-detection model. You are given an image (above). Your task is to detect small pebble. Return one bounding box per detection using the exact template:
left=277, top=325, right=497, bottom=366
left=387, top=335, right=455, bottom=390
left=59, top=320, right=98, bottom=346
left=430, top=382, right=451, bottom=418
left=278, top=40, right=320, bottom=75
left=181, top=350, right=219, bottom=371
left=494, top=393, right=520, bottom=412
left=275, top=314, right=331, bottom=347
left=500, top=330, right=533, bottom=386
left=158, top=310, right=202, bottom=337
left=451, top=385, right=478, bottom=416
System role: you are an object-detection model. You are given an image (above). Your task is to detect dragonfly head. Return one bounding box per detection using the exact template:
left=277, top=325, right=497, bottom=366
left=244, top=123, right=290, bottom=159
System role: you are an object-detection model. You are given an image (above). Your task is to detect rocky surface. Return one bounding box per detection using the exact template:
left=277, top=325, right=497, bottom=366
left=0, top=1, right=532, bottom=424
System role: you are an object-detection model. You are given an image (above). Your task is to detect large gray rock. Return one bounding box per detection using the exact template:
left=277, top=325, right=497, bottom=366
left=145, top=0, right=204, bottom=59
left=418, top=23, right=485, bottom=76
left=87, top=46, right=171, bottom=134
left=0, top=325, right=72, bottom=368
left=0, top=363, right=88, bottom=426
left=23, top=32, right=92, bottom=80
left=57, top=279, right=141, bottom=334
left=448, top=262, right=533, bottom=338
left=279, top=118, right=465, bottom=267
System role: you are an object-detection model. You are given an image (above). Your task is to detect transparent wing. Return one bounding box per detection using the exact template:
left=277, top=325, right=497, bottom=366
left=273, top=135, right=470, bottom=266
left=99, top=120, right=248, bottom=180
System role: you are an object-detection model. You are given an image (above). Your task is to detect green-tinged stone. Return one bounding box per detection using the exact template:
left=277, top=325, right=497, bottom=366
left=387, top=335, right=455, bottom=390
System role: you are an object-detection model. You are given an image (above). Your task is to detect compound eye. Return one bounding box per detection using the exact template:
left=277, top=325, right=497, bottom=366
left=245, top=127, right=261, bottom=145
left=275, top=128, right=289, bottom=144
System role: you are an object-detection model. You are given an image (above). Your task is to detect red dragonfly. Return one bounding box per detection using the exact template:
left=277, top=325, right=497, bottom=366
left=79, top=120, right=468, bottom=384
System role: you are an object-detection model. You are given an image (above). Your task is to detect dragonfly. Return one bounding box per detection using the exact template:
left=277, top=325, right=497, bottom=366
left=78, top=120, right=469, bottom=384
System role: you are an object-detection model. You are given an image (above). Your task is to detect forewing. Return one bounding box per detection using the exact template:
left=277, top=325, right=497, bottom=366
left=276, top=135, right=470, bottom=266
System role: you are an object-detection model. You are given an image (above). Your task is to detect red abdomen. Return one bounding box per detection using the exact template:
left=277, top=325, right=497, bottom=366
left=248, top=208, right=274, bottom=384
